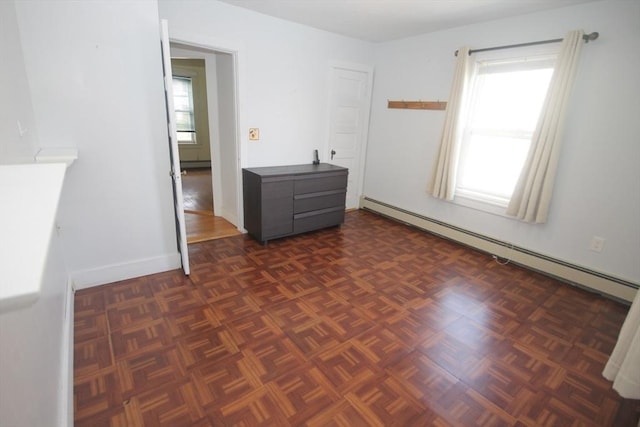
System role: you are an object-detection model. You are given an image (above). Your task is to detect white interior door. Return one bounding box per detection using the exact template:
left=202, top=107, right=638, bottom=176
left=160, top=19, right=190, bottom=275
left=326, top=64, right=373, bottom=209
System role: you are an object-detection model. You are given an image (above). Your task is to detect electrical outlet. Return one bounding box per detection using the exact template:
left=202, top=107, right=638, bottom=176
left=249, top=128, right=259, bottom=141
left=589, top=236, right=605, bottom=252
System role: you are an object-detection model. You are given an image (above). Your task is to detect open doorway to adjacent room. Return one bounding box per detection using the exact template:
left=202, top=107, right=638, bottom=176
left=169, top=45, right=242, bottom=243
left=181, top=167, right=239, bottom=243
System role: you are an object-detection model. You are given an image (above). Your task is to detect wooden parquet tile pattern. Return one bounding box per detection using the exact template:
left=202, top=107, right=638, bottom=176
left=74, top=210, right=640, bottom=426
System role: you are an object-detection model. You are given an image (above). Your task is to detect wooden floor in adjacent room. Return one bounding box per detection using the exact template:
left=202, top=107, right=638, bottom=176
left=182, top=168, right=241, bottom=244
left=73, top=210, right=640, bottom=426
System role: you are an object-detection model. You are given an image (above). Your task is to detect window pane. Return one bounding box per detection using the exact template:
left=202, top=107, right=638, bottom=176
left=470, top=68, right=553, bottom=131
left=177, top=131, right=195, bottom=143
left=172, top=78, right=189, bottom=96
left=172, top=76, right=196, bottom=136
left=173, top=95, right=190, bottom=111
left=457, top=134, right=530, bottom=200
left=175, top=111, right=193, bottom=131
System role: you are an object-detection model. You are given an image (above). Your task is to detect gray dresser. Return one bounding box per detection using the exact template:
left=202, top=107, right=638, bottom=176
left=242, top=163, right=348, bottom=244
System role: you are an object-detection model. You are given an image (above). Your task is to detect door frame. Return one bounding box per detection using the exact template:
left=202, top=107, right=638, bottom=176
left=169, top=47, right=223, bottom=219
left=324, top=61, right=374, bottom=209
left=165, top=27, right=247, bottom=233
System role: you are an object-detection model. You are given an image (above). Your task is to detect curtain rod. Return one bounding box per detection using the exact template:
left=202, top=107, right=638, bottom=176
left=454, top=31, right=599, bottom=56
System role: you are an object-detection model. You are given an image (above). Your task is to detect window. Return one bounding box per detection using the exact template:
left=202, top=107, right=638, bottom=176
left=455, top=49, right=556, bottom=208
left=172, top=76, right=196, bottom=144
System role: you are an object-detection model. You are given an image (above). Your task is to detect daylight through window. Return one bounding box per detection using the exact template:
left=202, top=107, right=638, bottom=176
left=455, top=52, right=556, bottom=207
left=172, top=76, right=197, bottom=144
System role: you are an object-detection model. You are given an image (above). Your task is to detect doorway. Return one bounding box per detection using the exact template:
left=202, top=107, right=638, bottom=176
left=325, top=63, right=374, bottom=210
left=181, top=169, right=239, bottom=243
left=169, top=43, right=242, bottom=243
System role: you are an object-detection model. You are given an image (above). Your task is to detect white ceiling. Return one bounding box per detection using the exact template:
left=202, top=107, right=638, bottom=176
left=219, top=0, right=598, bottom=42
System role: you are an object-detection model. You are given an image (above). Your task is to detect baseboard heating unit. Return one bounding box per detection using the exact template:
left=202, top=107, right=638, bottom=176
left=361, top=197, right=638, bottom=303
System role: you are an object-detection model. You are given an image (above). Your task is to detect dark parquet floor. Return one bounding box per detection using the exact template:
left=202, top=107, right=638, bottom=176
left=74, top=210, right=640, bottom=426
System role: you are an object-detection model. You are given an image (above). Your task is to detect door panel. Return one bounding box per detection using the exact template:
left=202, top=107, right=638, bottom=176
left=333, top=133, right=357, bottom=150
left=327, top=66, right=373, bottom=209
left=160, top=19, right=190, bottom=275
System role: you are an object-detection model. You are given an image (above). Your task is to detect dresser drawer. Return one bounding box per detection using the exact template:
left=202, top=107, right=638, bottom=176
left=294, top=172, right=347, bottom=195
left=293, top=207, right=345, bottom=234
left=293, top=189, right=346, bottom=214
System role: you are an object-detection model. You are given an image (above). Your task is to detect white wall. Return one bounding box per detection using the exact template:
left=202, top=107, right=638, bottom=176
left=1, top=6, right=71, bottom=425
left=0, top=0, right=39, bottom=163
left=365, top=0, right=640, bottom=284
left=14, top=0, right=181, bottom=287
left=158, top=0, right=375, bottom=168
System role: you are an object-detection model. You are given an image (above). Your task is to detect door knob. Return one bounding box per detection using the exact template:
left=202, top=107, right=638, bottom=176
left=331, top=149, right=336, bottom=160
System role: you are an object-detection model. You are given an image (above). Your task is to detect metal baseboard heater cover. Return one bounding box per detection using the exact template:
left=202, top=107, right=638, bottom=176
left=361, top=197, right=638, bottom=303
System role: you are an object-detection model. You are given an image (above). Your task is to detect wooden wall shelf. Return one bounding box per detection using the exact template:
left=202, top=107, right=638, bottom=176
left=387, top=100, right=447, bottom=110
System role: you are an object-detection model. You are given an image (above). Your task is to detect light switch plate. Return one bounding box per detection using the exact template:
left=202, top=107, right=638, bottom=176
left=249, top=128, right=259, bottom=141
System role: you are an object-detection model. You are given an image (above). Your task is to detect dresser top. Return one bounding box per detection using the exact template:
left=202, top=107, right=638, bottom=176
left=243, top=163, right=347, bottom=177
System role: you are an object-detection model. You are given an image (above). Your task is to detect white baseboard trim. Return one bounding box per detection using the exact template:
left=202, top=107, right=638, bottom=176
left=222, top=209, right=239, bottom=230
left=71, top=253, right=182, bottom=290
left=181, top=160, right=212, bottom=169
left=59, top=277, right=74, bottom=427
left=361, top=197, right=638, bottom=303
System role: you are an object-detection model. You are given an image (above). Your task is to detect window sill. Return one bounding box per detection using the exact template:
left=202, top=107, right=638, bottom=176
left=451, top=193, right=514, bottom=219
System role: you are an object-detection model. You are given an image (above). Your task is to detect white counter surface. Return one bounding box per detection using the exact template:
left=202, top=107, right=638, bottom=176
left=0, top=163, right=66, bottom=312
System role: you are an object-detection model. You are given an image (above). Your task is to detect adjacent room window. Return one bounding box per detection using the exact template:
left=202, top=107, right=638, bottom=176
left=172, top=76, right=197, bottom=144
left=455, top=49, right=556, bottom=208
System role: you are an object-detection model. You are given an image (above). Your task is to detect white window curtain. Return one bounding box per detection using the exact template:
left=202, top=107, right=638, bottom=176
left=427, top=47, right=471, bottom=200
left=603, top=289, right=640, bottom=401
left=506, top=30, right=584, bottom=223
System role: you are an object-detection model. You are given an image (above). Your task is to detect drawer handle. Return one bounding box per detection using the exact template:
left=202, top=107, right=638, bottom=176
left=294, top=206, right=344, bottom=220
left=294, top=189, right=346, bottom=200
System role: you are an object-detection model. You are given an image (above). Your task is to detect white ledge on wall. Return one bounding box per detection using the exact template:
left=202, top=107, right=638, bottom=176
left=0, top=163, right=67, bottom=313
left=35, top=147, right=78, bottom=168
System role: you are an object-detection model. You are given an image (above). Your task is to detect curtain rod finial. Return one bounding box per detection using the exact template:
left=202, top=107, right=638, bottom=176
left=584, top=32, right=599, bottom=43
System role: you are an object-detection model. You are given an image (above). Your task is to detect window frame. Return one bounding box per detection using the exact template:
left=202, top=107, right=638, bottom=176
left=452, top=44, right=559, bottom=213
left=172, top=75, right=197, bottom=145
